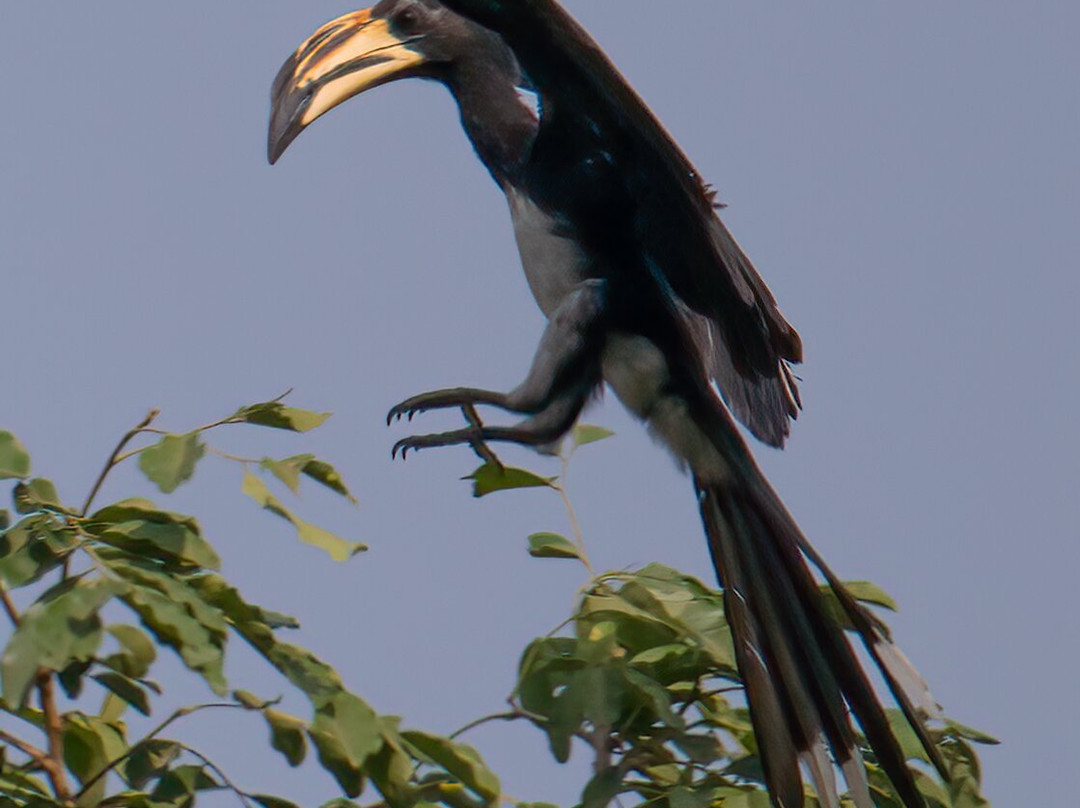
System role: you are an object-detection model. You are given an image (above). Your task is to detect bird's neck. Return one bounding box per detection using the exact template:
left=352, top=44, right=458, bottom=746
left=449, top=62, right=539, bottom=186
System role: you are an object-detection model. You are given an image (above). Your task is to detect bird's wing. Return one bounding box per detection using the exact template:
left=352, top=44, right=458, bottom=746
left=612, top=79, right=804, bottom=449
left=455, top=0, right=804, bottom=446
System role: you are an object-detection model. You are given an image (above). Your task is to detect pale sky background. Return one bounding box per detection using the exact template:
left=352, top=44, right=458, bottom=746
left=2, top=2, right=1077, bottom=806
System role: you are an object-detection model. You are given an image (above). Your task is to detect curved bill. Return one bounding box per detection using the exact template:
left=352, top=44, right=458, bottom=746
left=268, top=8, right=425, bottom=164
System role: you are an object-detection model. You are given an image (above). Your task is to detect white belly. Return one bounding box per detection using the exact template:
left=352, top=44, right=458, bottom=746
left=602, top=332, right=729, bottom=482
left=507, top=189, right=588, bottom=318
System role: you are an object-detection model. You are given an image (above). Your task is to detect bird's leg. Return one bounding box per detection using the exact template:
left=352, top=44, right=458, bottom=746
left=390, top=280, right=606, bottom=459
left=388, top=280, right=607, bottom=423
left=392, top=389, right=590, bottom=459
left=388, top=387, right=514, bottom=423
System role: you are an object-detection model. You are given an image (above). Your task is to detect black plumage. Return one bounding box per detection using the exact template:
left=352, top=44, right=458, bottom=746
left=267, top=2, right=948, bottom=806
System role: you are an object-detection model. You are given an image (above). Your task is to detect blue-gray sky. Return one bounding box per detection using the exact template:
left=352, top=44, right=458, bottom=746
left=2, top=2, right=1077, bottom=805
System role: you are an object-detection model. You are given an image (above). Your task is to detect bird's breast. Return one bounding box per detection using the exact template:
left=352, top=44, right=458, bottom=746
left=506, top=188, right=590, bottom=318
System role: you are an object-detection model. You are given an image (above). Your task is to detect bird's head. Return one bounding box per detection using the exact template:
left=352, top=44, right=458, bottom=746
left=268, top=0, right=513, bottom=164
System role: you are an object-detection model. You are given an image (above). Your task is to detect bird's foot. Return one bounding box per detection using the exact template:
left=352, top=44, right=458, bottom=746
left=386, top=387, right=502, bottom=425
left=391, top=404, right=505, bottom=469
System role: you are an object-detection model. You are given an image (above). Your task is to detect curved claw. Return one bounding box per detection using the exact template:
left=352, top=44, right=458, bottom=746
left=387, top=387, right=509, bottom=427
left=386, top=403, right=421, bottom=426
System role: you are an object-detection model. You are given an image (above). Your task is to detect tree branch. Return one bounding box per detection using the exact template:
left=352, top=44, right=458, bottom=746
left=81, top=409, right=160, bottom=516
left=73, top=702, right=244, bottom=800
left=449, top=709, right=544, bottom=740
left=0, top=579, right=21, bottom=627
left=0, top=729, right=48, bottom=767
left=555, top=452, right=594, bottom=575
left=175, top=743, right=255, bottom=808
left=36, top=674, right=72, bottom=802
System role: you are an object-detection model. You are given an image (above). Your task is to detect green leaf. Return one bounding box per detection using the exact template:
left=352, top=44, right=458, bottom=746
left=13, top=479, right=65, bottom=514
left=151, top=765, right=221, bottom=803
left=105, top=555, right=227, bottom=635
left=301, top=458, right=358, bottom=504
left=581, top=767, right=622, bottom=808
left=260, top=455, right=312, bottom=494
left=591, top=566, right=736, bottom=670
left=234, top=402, right=331, bottom=433
left=265, top=708, right=308, bottom=767
left=624, top=668, right=685, bottom=730
left=243, top=471, right=366, bottom=562
left=259, top=455, right=357, bottom=504
left=944, top=718, right=1000, bottom=746
left=572, top=424, right=615, bottom=448
left=138, top=433, right=205, bottom=494
left=88, top=500, right=220, bottom=570
left=672, top=735, right=723, bottom=765
left=90, top=499, right=184, bottom=525
left=0, top=767, right=51, bottom=799
left=361, top=727, right=415, bottom=808
left=1, top=578, right=124, bottom=705
left=123, top=740, right=180, bottom=790
left=309, top=692, right=383, bottom=797
left=91, top=672, right=151, bottom=716
left=884, top=710, right=936, bottom=765
left=58, top=659, right=93, bottom=699
left=0, top=515, right=76, bottom=588
left=721, top=792, right=772, bottom=808
left=912, top=768, right=952, bottom=808
left=252, top=797, right=302, bottom=808
left=402, top=730, right=501, bottom=802
left=62, top=712, right=128, bottom=803
left=108, top=559, right=227, bottom=695
left=258, top=609, right=301, bottom=630
left=527, top=533, right=583, bottom=561
left=123, top=586, right=227, bottom=694
left=0, top=432, right=31, bottom=480
left=465, top=463, right=556, bottom=498
left=95, top=520, right=219, bottom=571
left=841, top=580, right=898, bottom=612
left=187, top=574, right=344, bottom=706
left=233, top=689, right=268, bottom=710
left=104, top=624, right=158, bottom=679
left=668, top=787, right=714, bottom=808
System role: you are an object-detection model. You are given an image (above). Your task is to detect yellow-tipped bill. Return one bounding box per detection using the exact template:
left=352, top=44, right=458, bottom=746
left=268, top=8, right=425, bottom=163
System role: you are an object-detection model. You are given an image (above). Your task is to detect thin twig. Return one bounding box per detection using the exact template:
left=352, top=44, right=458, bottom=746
left=0, top=580, right=21, bottom=627
left=461, top=404, right=504, bottom=469
left=590, top=723, right=613, bottom=774
left=206, top=446, right=261, bottom=465
left=73, top=702, right=245, bottom=800
left=81, top=409, right=160, bottom=516
left=175, top=743, right=254, bottom=808
left=545, top=613, right=578, bottom=639
left=555, top=452, right=594, bottom=575
left=0, top=729, right=49, bottom=767
left=37, top=674, right=72, bottom=802
left=449, top=709, right=544, bottom=740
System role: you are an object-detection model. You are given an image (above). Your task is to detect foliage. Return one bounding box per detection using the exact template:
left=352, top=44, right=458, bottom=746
left=455, top=427, right=997, bottom=808
left=0, top=406, right=995, bottom=808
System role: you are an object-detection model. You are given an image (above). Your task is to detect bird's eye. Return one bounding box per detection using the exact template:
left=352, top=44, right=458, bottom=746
left=393, top=6, right=420, bottom=32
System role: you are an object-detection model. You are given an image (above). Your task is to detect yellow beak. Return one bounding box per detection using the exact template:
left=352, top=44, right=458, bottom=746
left=268, top=8, right=426, bottom=163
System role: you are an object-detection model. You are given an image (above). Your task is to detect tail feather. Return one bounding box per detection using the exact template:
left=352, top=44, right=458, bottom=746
left=797, top=538, right=949, bottom=781
left=802, top=741, right=841, bottom=808
left=696, top=471, right=938, bottom=808
left=734, top=494, right=871, bottom=808
left=703, top=494, right=804, bottom=808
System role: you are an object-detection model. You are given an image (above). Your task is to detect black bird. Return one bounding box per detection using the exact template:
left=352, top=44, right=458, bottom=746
left=268, top=2, right=948, bottom=806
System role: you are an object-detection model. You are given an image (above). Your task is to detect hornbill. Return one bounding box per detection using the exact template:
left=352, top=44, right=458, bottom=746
left=268, top=2, right=948, bottom=806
